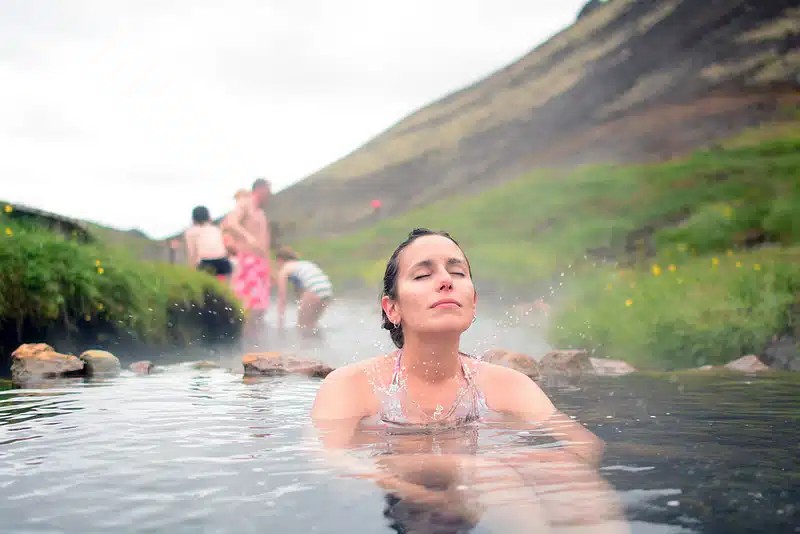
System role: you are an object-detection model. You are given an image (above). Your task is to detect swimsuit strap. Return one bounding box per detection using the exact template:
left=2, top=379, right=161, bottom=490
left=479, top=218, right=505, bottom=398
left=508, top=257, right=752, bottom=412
left=458, top=351, right=476, bottom=385
left=389, top=349, right=402, bottom=390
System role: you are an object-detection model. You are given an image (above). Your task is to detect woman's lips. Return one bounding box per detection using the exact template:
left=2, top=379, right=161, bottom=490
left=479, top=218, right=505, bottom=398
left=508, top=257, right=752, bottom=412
left=431, top=299, right=461, bottom=308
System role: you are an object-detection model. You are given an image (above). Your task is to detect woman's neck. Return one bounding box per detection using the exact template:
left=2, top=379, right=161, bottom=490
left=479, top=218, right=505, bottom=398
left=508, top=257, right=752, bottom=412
left=399, top=334, right=462, bottom=384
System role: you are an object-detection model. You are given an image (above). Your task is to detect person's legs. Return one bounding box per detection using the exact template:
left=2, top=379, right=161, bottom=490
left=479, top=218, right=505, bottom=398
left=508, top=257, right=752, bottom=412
left=232, top=253, right=270, bottom=349
left=297, top=291, right=327, bottom=335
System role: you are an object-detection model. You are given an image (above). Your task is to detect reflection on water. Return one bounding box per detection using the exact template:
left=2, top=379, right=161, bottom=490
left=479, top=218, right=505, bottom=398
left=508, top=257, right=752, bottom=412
left=0, top=299, right=798, bottom=532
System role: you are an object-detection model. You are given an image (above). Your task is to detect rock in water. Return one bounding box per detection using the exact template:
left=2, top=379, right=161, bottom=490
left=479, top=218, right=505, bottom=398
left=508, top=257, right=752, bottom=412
left=482, top=348, right=540, bottom=379
left=79, top=350, right=121, bottom=377
left=11, top=343, right=84, bottom=383
left=190, top=360, right=220, bottom=370
left=129, top=360, right=155, bottom=375
left=242, top=352, right=333, bottom=378
left=540, top=350, right=594, bottom=377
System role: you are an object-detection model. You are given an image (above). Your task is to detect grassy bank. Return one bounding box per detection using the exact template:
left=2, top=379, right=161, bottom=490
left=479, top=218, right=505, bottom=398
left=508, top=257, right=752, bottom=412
left=550, top=246, right=800, bottom=369
left=0, top=210, right=243, bottom=359
left=290, top=122, right=799, bottom=368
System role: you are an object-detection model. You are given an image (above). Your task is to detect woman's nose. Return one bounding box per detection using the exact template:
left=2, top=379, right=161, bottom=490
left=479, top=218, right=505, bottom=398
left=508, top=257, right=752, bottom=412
left=437, top=272, right=453, bottom=291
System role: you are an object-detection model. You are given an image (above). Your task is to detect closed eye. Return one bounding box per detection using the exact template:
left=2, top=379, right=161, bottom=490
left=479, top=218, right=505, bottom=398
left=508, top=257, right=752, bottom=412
left=450, top=272, right=466, bottom=277
left=413, top=274, right=430, bottom=280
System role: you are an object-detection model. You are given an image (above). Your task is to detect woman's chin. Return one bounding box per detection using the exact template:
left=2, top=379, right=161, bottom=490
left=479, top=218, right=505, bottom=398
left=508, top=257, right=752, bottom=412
left=420, top=321, right=472, bottom=336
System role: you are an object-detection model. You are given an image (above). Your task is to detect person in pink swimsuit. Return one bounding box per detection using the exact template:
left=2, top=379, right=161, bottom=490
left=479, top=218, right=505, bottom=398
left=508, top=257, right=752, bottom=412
left=221, top=179, right=272, bottom=345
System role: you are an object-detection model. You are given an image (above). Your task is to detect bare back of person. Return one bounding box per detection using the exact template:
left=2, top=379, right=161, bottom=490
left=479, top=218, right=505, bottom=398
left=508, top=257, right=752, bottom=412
left=222, top=180, right=273, bottom=346
left=227, top=197, right=269, bottom=258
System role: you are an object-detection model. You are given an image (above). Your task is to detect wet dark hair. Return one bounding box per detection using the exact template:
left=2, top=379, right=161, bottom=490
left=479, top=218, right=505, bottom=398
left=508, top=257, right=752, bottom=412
left=383, top=493, right=479, bottom=533
left=276, top=246, right=299, bottom=261
left=381, top=228, right=472, bottom=348
left=191, top=206, right=210, bottom=224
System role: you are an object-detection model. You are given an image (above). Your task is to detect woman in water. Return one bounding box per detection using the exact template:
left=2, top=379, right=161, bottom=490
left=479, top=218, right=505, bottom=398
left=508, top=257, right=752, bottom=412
left=312, top=228, right=598, bottom=453
left=274, top=246, right=333, bottom=334
left=311, top=229, right=622, bottom=532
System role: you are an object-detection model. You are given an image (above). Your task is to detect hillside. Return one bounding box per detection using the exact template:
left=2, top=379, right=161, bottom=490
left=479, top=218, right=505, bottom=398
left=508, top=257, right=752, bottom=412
left=290, top=122, right=800, bottom=368
left=270, top=0, right=800, bottom=238
left=292, top=120, right=800, bottom=289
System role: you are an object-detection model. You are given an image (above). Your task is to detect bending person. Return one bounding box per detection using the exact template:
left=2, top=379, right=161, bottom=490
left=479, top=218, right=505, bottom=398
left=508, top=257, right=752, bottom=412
left=275, top=246, right=333, bottom=335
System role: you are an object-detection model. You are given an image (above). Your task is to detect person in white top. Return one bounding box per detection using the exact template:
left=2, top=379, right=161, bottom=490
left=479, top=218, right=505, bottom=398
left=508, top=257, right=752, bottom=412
left=183, top=206, right=232, bottom=280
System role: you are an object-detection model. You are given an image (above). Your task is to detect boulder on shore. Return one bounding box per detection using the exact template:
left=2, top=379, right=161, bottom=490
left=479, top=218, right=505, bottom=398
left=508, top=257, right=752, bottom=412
left=540, top=349, right=594, bottom=377
left=11, top=343, right=84, bottom=383
left=483, top=349, right=637, bottom=379
left=724, top=355, right=769, bottom=373
left=242, top=352, right=333, bottom=378
left=482, top=349, right=540, bottom=379
left=589, top=357, right=636, bottom=376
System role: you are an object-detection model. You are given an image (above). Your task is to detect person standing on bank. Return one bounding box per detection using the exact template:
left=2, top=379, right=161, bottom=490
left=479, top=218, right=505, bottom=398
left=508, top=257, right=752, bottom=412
left=221, top=178, right=272, bottom=344
left=184, top=206, right=232, bottom=281
left=274, top=246, right=333, bottom=335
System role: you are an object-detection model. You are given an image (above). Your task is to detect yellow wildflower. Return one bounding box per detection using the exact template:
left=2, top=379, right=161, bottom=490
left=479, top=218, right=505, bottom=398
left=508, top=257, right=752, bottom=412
left=84, top=314, right=91, bottom=322
left=95, top=259, right=102, bottom=267
left=711, top=257, right=719, bottom=267
left=754, top=264, right=761, bottom=271
left=3, top=204, right=12, bottom=213
left=668, top=264, right=677, bottom=272
left=723, top=206, right=733, bottom=218
left=735, top=261, right=742, bottom=268
left=625, top=299, right=633, bottom=307
left=96, top=302, right=104, bottom=311
left=4, top=227, right=12, bottom=237
left=97, top=267, right=105, bottom=275
left=651, top=264, right=662, bottom=277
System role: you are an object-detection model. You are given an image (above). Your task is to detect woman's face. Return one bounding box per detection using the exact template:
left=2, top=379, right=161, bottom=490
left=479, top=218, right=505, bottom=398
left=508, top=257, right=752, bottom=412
left=382, top=235, right=476, bottom=338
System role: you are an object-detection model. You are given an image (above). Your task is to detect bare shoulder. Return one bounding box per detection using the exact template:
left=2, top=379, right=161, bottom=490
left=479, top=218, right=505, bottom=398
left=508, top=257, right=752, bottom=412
left=311, top=354, right=393, bottom=420
left=469, top=358, right=529, bottom=383
left=469, top=359, right=555, bottom=420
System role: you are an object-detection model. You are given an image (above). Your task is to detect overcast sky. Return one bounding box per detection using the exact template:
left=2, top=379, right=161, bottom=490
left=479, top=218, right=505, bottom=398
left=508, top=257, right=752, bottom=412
left=1, top=0, right=586, bottom=239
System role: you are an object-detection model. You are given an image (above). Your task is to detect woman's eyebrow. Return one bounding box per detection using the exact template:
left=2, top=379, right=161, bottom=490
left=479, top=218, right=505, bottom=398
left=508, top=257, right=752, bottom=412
left=408, top=258, right=466, bottom=271
left=409, top=259, right=434, bottom=271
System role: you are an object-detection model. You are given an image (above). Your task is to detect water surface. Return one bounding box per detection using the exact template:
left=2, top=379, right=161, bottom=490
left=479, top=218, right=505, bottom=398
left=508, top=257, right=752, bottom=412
left=1, top=299, right=797, bottom=532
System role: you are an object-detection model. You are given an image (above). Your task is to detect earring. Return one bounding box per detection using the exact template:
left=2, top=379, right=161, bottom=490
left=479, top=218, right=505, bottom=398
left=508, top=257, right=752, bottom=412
left=472, top=314, right=477, bottom=323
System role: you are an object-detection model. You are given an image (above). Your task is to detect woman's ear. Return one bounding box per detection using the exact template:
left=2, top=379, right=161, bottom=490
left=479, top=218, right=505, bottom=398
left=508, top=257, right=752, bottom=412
left=381, top=295, right=400, bottom=325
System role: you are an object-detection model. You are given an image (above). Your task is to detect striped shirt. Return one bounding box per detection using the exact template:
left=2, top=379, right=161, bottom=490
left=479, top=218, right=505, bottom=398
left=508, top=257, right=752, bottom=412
left=288, top=261, right=333, bottom=298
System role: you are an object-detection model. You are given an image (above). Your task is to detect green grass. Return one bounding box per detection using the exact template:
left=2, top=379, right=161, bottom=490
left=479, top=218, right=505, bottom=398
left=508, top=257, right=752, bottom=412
left=289, top=124, right=800, bottom=368
left=0, top=211, right=243, bottom=351
left=550, top=246, right=800, bottom=369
